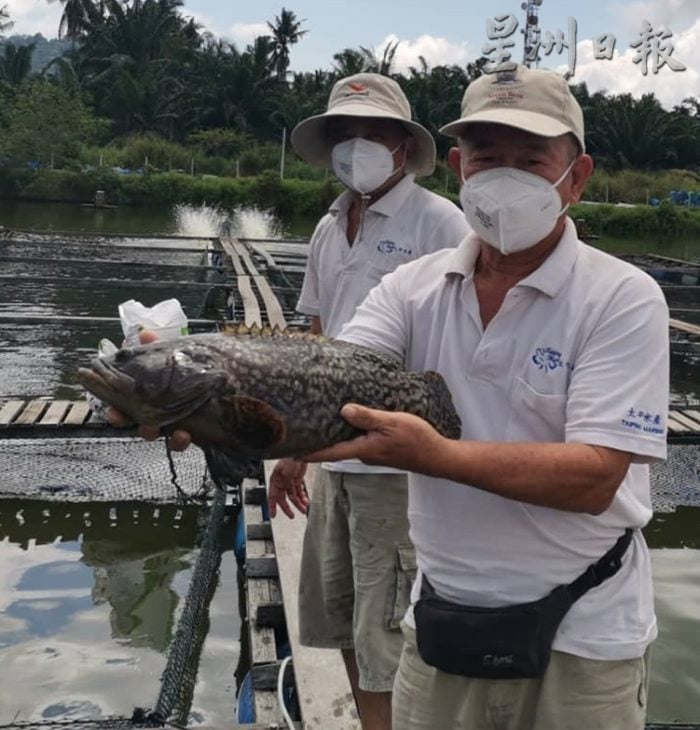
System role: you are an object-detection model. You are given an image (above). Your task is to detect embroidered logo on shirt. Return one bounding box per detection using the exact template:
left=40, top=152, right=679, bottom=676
left=377, top=240, right=412, bottom=256
left=621, top=408, right=664, bottom=435
left=531, top=347, right=565, bottom=373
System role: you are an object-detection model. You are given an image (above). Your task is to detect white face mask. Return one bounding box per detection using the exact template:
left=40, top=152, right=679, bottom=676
left=459, top=161, right=575, bottom=255
left=331, top=138, right=403, bottom=195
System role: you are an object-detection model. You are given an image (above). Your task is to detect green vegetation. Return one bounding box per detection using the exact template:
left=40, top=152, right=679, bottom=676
left=571, top=201, right=700, bottom=239
left=0, top=0, right=698, bottom=225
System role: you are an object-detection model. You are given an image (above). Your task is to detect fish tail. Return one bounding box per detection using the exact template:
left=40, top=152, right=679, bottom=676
left=420, top=372, right=462, bottom=439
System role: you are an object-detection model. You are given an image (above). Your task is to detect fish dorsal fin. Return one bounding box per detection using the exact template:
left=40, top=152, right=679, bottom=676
left=220, top=321, right=332, bottom=343
left=220, top=394, right=286, bottom=450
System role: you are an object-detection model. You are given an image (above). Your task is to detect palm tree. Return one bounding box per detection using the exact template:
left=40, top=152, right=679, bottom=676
left=332, top=48, right=367, bottom=77
left=0, top=43, right=34, bottom=85
left=57, top=0, right=106, bottom=39
left=0, top=4, right=13, bottom=35
left=267, top=7, right=307, bottom=79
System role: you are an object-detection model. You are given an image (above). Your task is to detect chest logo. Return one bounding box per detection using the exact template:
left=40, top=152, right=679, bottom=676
left=532, top=347, right=564, bottom=373
left=377, top=240, right=412, bottom=256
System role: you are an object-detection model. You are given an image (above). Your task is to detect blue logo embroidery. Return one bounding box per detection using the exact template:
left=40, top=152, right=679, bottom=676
left=621, top=408, right=664, bottom=435
left=532, top=347, right=564, bottom=373
left=377, top=240, right=412, bottom=256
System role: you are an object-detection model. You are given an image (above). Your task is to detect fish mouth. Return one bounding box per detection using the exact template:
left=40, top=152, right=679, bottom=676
left=77, top=358, right=136, bottom=404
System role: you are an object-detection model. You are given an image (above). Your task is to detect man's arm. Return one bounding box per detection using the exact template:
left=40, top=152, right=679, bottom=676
left=308, top=316, right=322, bottom=335
left=303, top=405, right=631, bottom=515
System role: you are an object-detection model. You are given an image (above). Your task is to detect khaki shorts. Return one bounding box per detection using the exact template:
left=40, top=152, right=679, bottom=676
left=298, top=468, right=415, bottom=692
left=393, top=624, right=651, bottom=730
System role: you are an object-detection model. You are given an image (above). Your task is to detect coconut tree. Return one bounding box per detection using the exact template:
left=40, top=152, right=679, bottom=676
left=0, top=4, right=13, bottom=35
left=267, top=7, right=307, bottom=79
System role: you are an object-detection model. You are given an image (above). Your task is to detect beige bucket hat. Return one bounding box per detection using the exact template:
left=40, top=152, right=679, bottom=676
left=440, top=65, right=585, bottom=152
left=291, top=73, right=436, bottom=177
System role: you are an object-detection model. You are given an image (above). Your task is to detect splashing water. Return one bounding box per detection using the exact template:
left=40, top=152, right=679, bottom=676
left=173, top=204, right=285, bottom=240
left=232, top=206, right=285, bottom=240
left=173, top=203, right=226, bottom=238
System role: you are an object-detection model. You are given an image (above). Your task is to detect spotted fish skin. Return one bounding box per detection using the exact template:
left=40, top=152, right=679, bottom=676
left=78, top=331, right=461, bottom=478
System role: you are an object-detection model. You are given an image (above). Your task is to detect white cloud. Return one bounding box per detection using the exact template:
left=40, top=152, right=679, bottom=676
left=225, top=22, right=270, bottom=48
left=564, top=16, right=699, bottom=109
left=376, top=33, right=473, bottom=73
left=611, top=0, right=699, bottom=37
left=5, top=0, right=63, bottom=38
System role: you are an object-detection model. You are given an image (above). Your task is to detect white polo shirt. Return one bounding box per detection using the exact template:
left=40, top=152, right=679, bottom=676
left=339, top=218, right=669, bottom=660
left=297, top=173, right=470, bottom=475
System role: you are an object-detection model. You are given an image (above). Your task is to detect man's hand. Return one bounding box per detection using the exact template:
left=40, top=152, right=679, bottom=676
left=268, top=458, right=309, bottom=518
left=303, top=404, right=447, bottom=475
left=105, top=329, right=192, bottom=451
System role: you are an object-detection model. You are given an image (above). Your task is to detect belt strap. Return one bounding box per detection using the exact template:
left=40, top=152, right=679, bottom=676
left=567, top=529, right=634, bottom=601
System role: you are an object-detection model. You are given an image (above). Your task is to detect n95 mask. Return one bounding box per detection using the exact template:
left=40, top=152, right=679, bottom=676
left=331, top=138, right=403, bottom=195
left=459, top=161, right=574, bottom=255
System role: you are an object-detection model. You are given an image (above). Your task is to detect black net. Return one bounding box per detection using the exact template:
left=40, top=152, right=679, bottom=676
left=0, top=438, right=210, bottom=503
left=650, top=445, right=700, bottom=514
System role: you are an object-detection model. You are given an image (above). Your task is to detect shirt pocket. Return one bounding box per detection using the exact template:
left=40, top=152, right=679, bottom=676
left=505, top=377, right=567, bottom=443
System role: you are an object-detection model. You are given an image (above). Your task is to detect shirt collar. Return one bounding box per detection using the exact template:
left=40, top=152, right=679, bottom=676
left=444, top=217, right=580, bottom=297
left=329, top=174, right=416, bottom=218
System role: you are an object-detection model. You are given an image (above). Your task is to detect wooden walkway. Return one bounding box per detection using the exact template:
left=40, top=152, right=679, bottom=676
left=219, top=235, right=289, bottom=330
left=3, top=398, right=700, bottom=444
left=242, top=475, right=360, bottom=729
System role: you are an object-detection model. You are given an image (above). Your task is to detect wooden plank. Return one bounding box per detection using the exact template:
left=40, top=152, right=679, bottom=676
left=668, top=411, right=700, bottom=432
left=237, top=275, right=262, bottom=328
left=38, top=400, right=71, bottom=426
left=222, top=236, right=264, bottom=327
left=667, top=415, right=691, bottom=433
left=264, top=460, right=360, bottom=730
left=62, top=401, right=92, bottom=425
left=0, top=400, right=25, bottom=425
left=253, top=690, right=280, bottom=725
left=683, top=409, right=700, bottom=425
left=232, top=237, right=287, bottom=330
left=669, top=318, right=700, bottom=337
left=243, top=492, right=280, bottom=671
left=255, top=276, right=287, bottom=330
left=219, top=235, right=246, bottom=276
left=14, top=399, right=50, bottom=425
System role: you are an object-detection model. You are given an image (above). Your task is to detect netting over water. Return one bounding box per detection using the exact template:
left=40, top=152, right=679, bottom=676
left=0, top=438, right=211, bottom=503
left=0, top=435, right=698, bottom=514
left=650, top=444, right=700, bottom=513
left=0, top=436, right=231, bottom=730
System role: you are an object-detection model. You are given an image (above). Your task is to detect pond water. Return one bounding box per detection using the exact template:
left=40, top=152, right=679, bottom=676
left=0, top=199, right=699, bottom=725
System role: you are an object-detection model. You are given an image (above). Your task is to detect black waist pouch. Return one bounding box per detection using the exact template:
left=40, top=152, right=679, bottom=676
left=414, top=530, right=633, bottom=679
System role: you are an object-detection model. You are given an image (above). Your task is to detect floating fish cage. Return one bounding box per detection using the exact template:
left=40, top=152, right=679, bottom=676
left=2, top=231, right=700, bottom=728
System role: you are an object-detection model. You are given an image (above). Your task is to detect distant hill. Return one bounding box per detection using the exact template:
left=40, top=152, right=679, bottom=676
left=0, top=34, right=73, bottom=73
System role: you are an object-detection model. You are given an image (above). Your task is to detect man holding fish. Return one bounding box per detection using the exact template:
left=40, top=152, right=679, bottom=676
left=303, top=66, right=669, bottom=729
left=97, top=66, right=669, bottom=729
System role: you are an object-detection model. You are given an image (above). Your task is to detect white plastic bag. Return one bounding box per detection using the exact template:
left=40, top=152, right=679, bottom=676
left=84, top=299, right=189, bottom=421
left=118, top=298, right=189, bottom=346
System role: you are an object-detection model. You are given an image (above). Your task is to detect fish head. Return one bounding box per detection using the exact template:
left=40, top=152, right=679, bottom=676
left=77, top=338, right=228, bottom=428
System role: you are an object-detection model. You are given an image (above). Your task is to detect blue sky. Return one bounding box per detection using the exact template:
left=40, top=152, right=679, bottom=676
left=7, top=0, right=699, bottom=107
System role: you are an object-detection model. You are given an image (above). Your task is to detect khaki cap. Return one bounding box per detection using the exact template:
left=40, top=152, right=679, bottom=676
left=440, top=65, right=585, bottom=151
left=291, top=73, right=436, bottom=177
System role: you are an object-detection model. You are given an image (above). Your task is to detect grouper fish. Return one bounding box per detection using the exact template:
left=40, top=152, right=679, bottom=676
left=77, top=330, right=462, bottom=484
